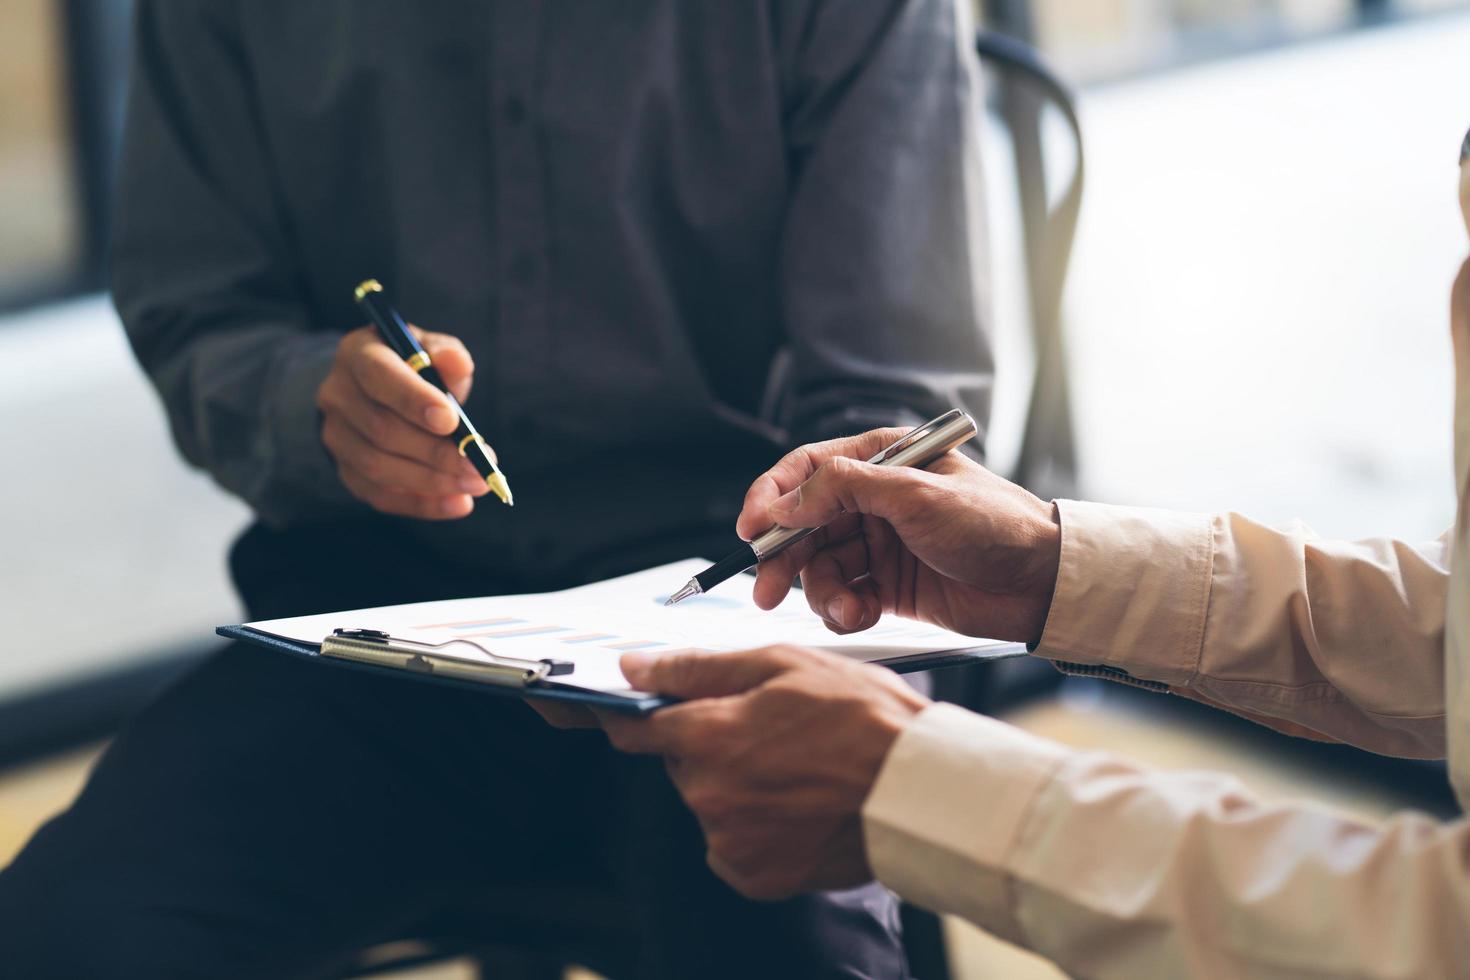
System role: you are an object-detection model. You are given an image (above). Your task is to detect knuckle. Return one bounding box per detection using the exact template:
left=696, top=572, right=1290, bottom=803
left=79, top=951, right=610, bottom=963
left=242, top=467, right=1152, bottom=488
left=314, top=380, right=336, bottom=413
left=343, top=339, right=377, bottom=379
left=432, top=332, right=466, bottom=356
left=438, top=443, right=465, bottom=472
left=740, top=477, right=769, bottom=509
left=363, top=407, right=394, bottom=446
left=764, top=643, right=808, bottom=666
left=357, top=452, right=390, bottom=485
left=319, top=417, right=343, bottom=453
left=778, top=445, right=811, bottom=475
left=757, top=680, right=806, bottom=714
left=359, top=348, right=400, bottom=395
left=666, top=654, right=700, bottom=691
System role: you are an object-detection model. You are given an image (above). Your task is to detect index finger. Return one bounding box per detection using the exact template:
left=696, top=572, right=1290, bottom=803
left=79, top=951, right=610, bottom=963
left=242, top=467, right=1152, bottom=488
left=736, top=427, right=908, bottom=541
left=348, top=340, right=458, bottom=435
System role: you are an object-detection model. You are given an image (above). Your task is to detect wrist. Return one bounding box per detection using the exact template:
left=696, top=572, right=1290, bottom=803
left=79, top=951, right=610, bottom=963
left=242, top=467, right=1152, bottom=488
left=861, top=670, right=931, bottom=766
left=1022, top=500, right=1062, bottom=646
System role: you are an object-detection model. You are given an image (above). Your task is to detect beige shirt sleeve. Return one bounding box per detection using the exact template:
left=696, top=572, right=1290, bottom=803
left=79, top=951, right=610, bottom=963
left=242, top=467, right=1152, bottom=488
left=861, top=500, right=1467, bottom=978
left=1039, top=499, right=1449, bottom=759
left=864, top=702, right=1470, bottom=979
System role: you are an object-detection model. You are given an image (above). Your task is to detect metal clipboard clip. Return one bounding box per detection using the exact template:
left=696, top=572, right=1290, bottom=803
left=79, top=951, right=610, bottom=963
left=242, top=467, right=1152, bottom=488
left=321, top=628, right=574, bottom=688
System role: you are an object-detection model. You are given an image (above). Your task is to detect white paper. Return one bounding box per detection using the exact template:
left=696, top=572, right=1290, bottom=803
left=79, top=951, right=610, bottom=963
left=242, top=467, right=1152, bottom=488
left=244, top=558, right=1018, bottom=695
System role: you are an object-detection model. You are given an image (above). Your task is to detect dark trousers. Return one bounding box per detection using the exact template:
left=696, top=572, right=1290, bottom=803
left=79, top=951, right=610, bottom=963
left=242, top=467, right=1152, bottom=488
left=0, top=521, right=908, bottom=978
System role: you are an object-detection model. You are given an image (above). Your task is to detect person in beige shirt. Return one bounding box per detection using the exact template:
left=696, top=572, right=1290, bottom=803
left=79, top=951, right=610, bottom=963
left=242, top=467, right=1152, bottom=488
left=586, top=145, right=1470, bottom=977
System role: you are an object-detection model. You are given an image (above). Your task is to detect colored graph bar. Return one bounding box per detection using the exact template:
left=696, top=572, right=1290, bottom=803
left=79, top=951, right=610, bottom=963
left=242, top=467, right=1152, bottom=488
left=415, top=616, right=525, bottom=631
left=560, top=633, right=618, bottom=644
left=459, top=625, right=572, bottom=639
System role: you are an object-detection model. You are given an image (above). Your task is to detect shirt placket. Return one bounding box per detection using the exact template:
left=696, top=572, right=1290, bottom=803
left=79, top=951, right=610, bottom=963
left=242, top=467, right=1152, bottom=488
left=489, top=1, right=549, bottom=438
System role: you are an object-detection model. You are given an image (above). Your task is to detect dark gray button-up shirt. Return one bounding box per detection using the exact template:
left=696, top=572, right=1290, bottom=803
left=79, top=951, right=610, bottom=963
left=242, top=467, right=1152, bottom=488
left=114, top=0, right=994, bottom=580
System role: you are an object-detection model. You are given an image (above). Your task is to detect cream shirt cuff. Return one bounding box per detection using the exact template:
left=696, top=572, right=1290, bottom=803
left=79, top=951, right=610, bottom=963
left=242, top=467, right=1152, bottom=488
left=861, top=702, right=1073, bottom=943
left=1034, top=498, right=1215, bottom=688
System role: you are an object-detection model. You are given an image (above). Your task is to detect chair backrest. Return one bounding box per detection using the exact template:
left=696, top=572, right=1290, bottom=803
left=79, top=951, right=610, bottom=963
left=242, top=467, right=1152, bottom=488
left=974, top=30, right=1085, bottom=501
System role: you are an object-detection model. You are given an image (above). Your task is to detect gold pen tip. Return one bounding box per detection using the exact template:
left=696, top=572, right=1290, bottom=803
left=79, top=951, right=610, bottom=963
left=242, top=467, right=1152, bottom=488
left=485, top=472, right=514, bottom=506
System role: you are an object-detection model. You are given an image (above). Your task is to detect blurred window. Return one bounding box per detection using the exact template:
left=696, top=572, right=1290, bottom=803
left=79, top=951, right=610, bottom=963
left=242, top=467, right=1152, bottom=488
left=0, top=0, right=82, bottom=307
left=1020, top=0, right=1470, bottom=81
left=0, top=0, right=131, bottom=314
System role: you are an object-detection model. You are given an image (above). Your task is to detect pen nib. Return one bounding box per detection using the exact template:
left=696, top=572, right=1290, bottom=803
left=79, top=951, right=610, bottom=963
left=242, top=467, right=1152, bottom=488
left=665, top=580, right=702, bottom=606
left=485, top=471, right=514, bottom=507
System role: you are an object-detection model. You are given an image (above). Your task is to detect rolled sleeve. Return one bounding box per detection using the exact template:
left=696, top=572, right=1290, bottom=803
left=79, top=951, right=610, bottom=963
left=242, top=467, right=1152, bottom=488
left=1035, top=499, right=1214, bottom=687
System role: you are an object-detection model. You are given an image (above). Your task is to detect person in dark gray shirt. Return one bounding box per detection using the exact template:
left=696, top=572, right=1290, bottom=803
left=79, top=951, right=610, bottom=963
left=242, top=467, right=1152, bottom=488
left=0, top=2, right=994, bottom=977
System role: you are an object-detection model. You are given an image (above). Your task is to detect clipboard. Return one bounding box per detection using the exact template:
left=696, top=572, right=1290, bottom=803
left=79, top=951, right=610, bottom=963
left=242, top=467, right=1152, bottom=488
left=217, top=558, right=1030, bottom=716
left=217, top=622, right=1027, bottom=716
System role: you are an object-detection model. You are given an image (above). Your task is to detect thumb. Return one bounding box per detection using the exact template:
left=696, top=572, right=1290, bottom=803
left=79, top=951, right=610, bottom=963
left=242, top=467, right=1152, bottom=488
left=621, top=647, right=798, bottom=699
left=768, top=456, right=923, bottom=529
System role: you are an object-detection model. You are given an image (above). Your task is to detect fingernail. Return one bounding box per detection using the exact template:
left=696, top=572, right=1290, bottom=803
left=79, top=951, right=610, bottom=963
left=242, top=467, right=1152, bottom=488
left=826, top=597, right=847, bottom=626
left=771, top=487, right=801, bottom=515
left=424, top=403, right=454, bottom=431
left=460, top=477, right=485, bottom=494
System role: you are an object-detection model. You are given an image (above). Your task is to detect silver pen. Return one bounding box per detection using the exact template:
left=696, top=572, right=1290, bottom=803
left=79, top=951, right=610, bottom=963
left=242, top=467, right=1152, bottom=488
left=665, top=409, right=980, bottom=605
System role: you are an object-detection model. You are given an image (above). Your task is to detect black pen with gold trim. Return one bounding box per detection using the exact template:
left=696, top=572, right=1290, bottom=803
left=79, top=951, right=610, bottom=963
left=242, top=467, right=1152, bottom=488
left=353, top=279, right=513, bottom=506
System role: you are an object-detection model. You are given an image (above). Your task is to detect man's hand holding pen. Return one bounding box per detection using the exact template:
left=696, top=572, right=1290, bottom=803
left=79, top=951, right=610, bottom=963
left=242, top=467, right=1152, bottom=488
left=316, top=324, right=494, bottom=520
left=593, top=424, right=1069, bottom=899
left=739, top=428, right=1062, bottom=646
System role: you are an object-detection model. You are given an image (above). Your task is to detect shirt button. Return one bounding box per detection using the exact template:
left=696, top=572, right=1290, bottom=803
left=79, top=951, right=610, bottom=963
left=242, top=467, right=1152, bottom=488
left=502, top=95, right=528, bottom=126
left=508, top=251, right=537, bottom=284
